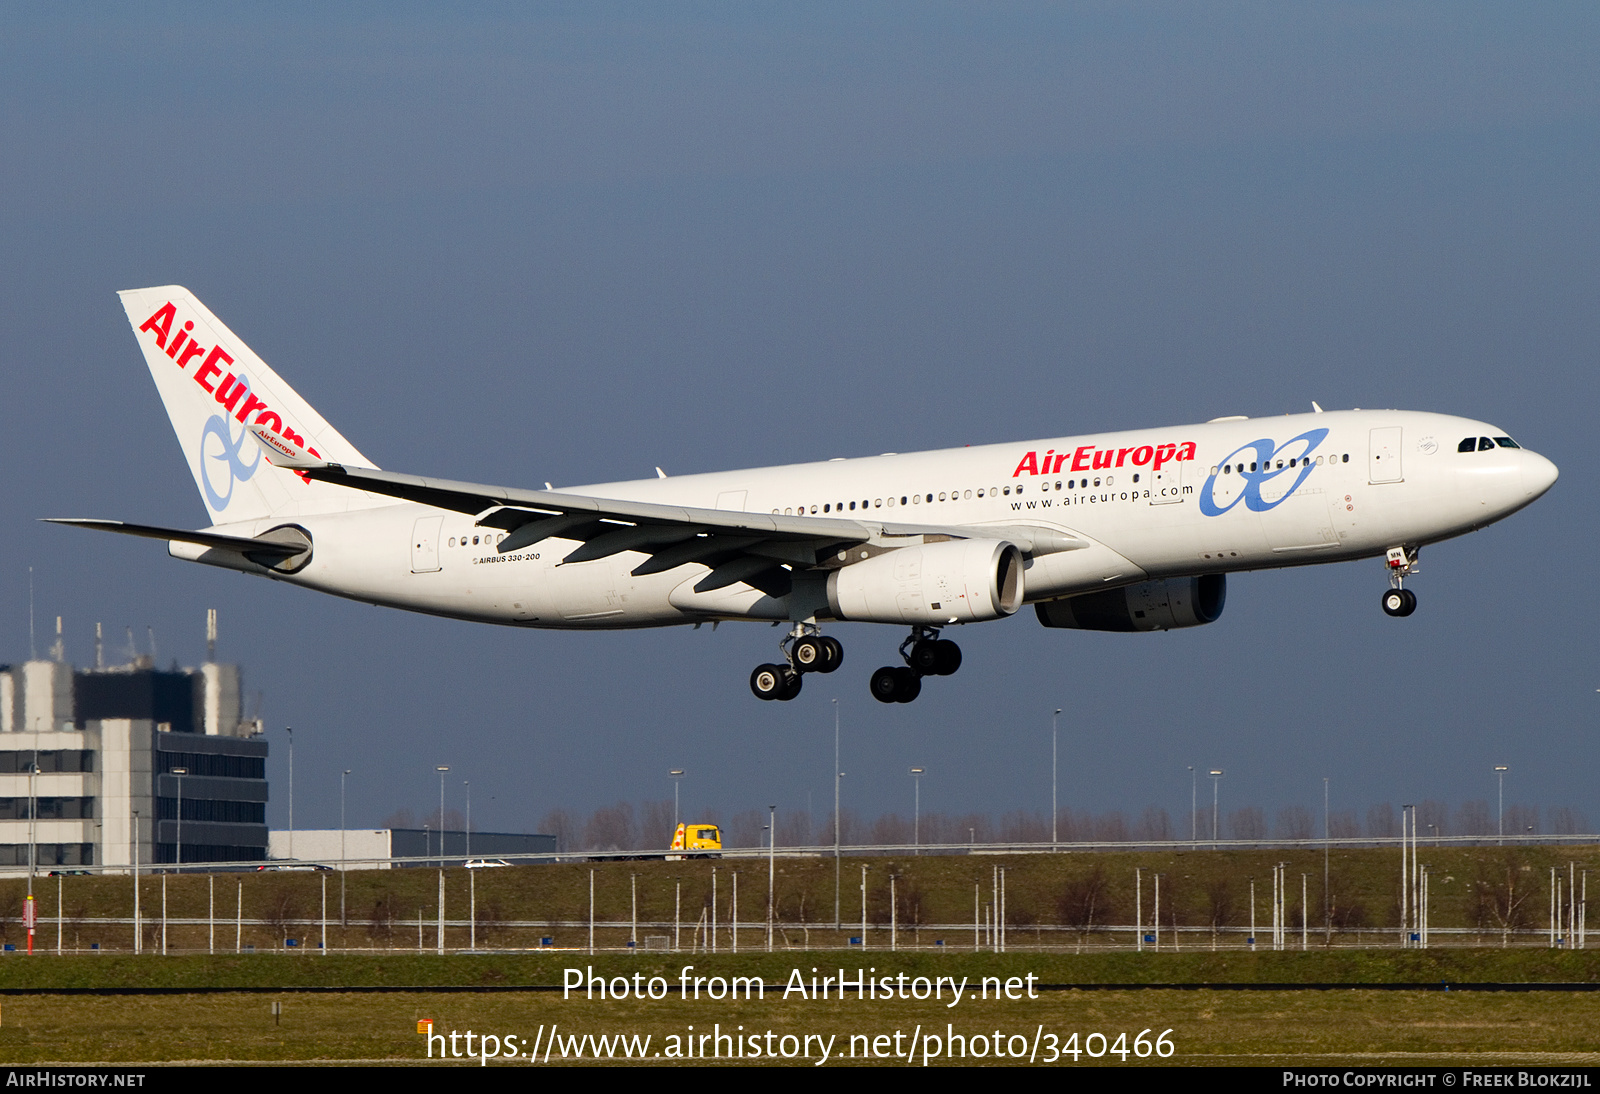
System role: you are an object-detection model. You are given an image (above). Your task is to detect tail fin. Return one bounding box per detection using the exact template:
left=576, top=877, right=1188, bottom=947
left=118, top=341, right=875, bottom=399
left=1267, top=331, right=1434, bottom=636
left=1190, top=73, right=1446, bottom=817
left=119, top=286, right=386, bottom=526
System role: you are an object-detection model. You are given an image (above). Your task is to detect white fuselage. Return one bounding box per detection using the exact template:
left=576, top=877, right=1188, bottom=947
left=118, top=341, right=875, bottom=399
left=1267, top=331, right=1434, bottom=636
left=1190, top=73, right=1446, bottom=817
left=177, top=409, right=1557, bottom=629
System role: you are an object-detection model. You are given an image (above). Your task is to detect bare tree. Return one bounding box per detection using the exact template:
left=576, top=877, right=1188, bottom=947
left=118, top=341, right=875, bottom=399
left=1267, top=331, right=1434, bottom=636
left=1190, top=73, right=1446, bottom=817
left=775, top=809, right=813, bottom=848
left=1058, top=865, right=1109, bottom=947
left=1275, top=806, right=1313, bottom=840
left=1504, top=804, right=1539, bottom=837
left=1455, top=800, right=1492, bottom=837
left=1417, top=800, right=1449, bottom=838
left=1228, top=807, right=1266, bottom=840
left=539, top=808, right=576, bottom=854
left=1204, top=879, right=1233, bottom=948
left=1134, top=807, right=1173, bottom=841
left=869, top=813, right=912, bottom=846
left=583, top=802, right=636, bottom=852
left=1328, top=810, right=1361, bottom=839
left=1093, top=811, right=1129, bottom=843
left=366, top=895, right=395, bottom=945
left=1366, top=803, right=1398, bottom=838
left=639, top=800, right=675, bottom=850
left=1473, top=855, right=1533, bottom=945
left=1549, top=807, right=1588, bottom=835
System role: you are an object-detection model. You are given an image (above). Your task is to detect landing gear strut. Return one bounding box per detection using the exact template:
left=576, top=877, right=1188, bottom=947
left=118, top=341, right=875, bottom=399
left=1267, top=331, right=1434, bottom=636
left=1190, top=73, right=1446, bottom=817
left=750, top=624, right=842, bottom=701
left=1381, top=546, right=1419, bottom=617
left=870, top=626, right=962, bottom=704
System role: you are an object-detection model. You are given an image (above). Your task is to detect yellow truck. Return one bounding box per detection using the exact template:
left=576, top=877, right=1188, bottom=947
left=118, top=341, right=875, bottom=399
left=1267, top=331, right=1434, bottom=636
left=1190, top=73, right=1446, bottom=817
left=667, top=822, right=722, bottom=859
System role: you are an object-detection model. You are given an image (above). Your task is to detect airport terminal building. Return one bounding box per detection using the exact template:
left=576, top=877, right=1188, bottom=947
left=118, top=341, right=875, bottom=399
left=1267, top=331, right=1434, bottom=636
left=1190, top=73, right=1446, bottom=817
left=0, top=648, right=268, bottom=872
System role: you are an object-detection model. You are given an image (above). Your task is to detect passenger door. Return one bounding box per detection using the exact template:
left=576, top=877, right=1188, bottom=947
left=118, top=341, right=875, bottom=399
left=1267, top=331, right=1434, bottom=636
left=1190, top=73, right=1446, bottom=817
left=410, top=516, right=444, bottom=573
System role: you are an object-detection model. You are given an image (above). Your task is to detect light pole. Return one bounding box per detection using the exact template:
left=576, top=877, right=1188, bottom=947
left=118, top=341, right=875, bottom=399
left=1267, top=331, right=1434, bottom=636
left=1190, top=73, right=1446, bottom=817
left=1323, top=776, right=1331, bottom=942
left=286, top=726, right=294, bottom=861
left=1495, top=765, right=1508, bottom=845
left=464, top=779, right=471, bottom=861
left=340, top=769, right=351, bottom=925
left=669, top=770, right=685, bottom=831
left=910, top=767, right=925, bottom=854
left=1189, top=765, right=1197, bottom=842
left=1209, top=770, right=1225, bottom=848
left=767, top=804, right=776, bottom=953
left=1052, top=709, right=1062, bottom=852
left=833, top=699, right=841, bottom=929
left=436, top=766, right=451, bottom=867
left=171, top=767, right=188, bottom=871
left=132, top=808, right=141, bottom=955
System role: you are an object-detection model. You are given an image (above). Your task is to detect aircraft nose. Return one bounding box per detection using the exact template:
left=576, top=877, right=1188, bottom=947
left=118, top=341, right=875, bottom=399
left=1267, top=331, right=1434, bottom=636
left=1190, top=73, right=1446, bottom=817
left=1523, top=451, right=1559, bottom=499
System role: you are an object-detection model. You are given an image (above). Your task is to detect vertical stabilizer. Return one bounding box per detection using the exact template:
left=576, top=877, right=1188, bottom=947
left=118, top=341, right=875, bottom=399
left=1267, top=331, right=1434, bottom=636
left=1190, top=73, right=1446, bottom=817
left=119, top=285, right=386, bottom=526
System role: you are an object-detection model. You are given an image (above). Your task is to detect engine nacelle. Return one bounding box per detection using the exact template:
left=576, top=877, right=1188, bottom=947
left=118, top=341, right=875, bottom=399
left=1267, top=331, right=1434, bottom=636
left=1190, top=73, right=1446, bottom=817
left=827, top=539, right=1024, bottom=625
left=1035, top=574, right=1226, bottom=632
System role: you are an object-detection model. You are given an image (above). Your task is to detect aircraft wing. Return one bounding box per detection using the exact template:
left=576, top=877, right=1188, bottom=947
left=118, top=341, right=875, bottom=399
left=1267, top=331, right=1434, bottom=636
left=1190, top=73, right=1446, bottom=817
left=273, top=462, right=1083, bottom=597
left=246, top=425, right=1086, bottom=594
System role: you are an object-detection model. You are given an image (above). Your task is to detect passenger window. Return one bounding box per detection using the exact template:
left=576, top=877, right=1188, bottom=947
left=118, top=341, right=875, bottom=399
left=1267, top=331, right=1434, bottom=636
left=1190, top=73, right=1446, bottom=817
left=1132, top=474, right=1140, bottom=483
left=448, top=538, right=456, bottom=547
left=1003, top=487, right=1011, bottom=495
left=849, top=501, right=856, bottom=510
left=823, top=504, right=830, bottom=513
left=874, top=499, right=882, bottom=508
left=1342, top=454, right=1349, bottom=462
left=964, top=490, right=972, bottom=499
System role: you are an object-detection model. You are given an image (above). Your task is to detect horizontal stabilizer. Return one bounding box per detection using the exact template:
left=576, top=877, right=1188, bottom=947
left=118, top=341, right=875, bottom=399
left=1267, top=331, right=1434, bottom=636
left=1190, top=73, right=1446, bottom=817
left=43, top=518, right=306, bottom=559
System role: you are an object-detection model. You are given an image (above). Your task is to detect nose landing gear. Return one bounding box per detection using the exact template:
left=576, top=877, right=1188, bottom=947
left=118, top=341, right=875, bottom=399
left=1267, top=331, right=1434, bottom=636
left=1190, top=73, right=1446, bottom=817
left=870, top=626, right=962, bottom=704
left=750, top=625, right=843, bottom=701
left=1381, top=546, right=1419, bottom=617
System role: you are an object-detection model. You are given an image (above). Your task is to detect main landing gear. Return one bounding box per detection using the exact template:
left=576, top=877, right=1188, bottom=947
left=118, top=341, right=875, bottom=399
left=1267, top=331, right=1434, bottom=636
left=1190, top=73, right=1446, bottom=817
left=870, top=626, right=962, bottom=704
left=1381, top=545, right=1419, bottom=617
left=750, top=625, right=843, bottom=701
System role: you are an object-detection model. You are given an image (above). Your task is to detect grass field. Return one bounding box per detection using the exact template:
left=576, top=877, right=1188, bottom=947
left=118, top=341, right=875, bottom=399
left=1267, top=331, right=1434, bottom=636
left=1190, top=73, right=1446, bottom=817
left=1, top=953, right=1599, bottom=1066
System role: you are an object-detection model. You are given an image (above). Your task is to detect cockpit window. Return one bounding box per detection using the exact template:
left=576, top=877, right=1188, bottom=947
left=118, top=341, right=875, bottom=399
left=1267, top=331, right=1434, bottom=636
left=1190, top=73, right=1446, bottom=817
left=1494, top=436, right=1520, bottom=449
left=1478, top=437, right=1495, bottom=451
left=1458, top=438, right=1476, bottom=453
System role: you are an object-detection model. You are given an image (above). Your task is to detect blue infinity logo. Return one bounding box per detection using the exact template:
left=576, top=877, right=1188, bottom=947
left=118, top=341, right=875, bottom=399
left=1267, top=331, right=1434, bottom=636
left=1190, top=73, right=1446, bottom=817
left=1198, top=427, right=1330, bottom=516
left=199, top=403, right=261, bottom=512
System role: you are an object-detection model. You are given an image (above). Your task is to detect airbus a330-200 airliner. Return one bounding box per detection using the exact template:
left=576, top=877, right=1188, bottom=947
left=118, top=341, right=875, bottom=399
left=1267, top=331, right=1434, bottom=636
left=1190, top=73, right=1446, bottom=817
left=52, top=287, right=1559, bottom=704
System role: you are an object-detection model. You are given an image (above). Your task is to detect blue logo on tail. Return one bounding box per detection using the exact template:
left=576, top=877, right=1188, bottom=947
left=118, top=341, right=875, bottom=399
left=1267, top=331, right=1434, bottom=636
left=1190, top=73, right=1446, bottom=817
left=199, top=408, right=261, bottom=512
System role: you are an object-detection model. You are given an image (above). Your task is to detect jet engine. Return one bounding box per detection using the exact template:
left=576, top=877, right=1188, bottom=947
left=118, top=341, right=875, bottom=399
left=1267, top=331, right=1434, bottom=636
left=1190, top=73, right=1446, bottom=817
left=1035, top=574, right=1226, bottom=632
left=827, top=539, right=1024, bottom=625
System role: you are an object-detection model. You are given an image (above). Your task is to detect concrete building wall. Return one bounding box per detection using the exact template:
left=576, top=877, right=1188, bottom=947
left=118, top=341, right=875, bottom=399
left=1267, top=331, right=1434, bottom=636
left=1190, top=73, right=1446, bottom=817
left=200, top=663, right=242, bottom=737
left=95, top=718, right=153, bottom=870
left=267, top=829, right=393, bottom=869
left=21, top=661, right=74, bottom=734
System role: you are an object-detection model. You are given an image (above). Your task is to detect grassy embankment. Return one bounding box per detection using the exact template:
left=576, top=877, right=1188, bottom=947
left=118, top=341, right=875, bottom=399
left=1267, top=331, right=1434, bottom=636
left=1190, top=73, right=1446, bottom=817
left=0, top=843, right=1591, bottom=957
